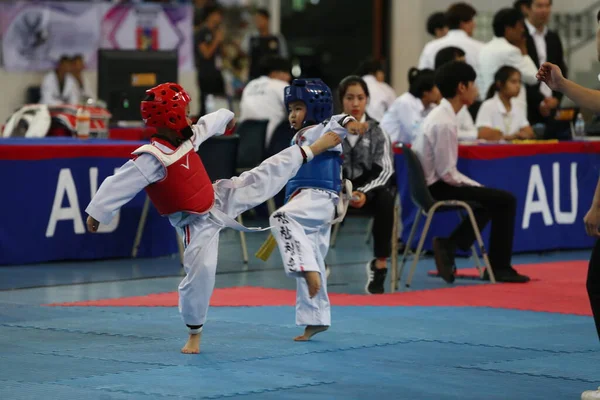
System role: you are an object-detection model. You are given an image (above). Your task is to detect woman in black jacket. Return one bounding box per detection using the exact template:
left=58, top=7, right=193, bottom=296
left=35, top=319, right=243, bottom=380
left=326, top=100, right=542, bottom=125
left=338, top=75, right=395, bottom=294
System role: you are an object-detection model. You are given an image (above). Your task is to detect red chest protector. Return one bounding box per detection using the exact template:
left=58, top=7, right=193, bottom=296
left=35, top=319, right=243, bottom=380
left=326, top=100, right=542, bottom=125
left=132, top=136, right=214, bottom=216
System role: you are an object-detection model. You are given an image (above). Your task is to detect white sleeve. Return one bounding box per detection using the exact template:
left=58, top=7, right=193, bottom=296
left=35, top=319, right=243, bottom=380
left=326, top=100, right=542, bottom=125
left=432, top=124, right=481, bottom=187
left=475, top=101, right=494, bottom=128
left=66, top=75, right=80, bottom=105
left=379, top=109, right=399, bottom=142
left=40, top=74, right=60, bottom=106
left=508, top=48, right=538, bottom=85
left=418, top=45, right=432, bottom=69
left=297, top=114, right=354, bottom=152
left=191, top=108, right=235, bottom=151
left=517, top=106, right=530, bottom=129
left=85, top=154, right=165, bottom=225
left=457, top=107, right=478, bottom=141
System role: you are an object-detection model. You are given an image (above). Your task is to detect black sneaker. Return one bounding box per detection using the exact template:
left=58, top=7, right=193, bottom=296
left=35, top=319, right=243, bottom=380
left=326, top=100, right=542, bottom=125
left=484, top=267, right=530, bottom=283
left=365, top=260, right=387, bottom=294
left=432, top=237, right=456, bottom=283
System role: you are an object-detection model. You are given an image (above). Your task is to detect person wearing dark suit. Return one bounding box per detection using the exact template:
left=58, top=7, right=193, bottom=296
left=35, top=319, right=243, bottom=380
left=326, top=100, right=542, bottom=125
left=522, top=0, right=567, bottom=125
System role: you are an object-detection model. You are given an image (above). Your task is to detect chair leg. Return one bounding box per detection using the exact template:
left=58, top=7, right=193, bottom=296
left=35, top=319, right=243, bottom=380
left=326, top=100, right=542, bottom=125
left=471, top=245, right=483, bottom=277
left=406, top=210, right=436, bottom=287
left=462, top=205, right=495, bottom=283
left=365, top=218, right=374, bottom=244
left=266, top=198, right=277, bottom=215
left=237, top=215, right=249, bottom=264
left=389, top=204, right=399, bottom=293
left=396, top=210, right=422, bottom=290
left=131, top=195, right=151, bottom=258
left=330, top=222, right=341, bottom=248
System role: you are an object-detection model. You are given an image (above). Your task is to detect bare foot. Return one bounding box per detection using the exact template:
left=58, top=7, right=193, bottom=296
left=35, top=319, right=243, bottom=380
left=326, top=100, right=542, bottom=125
left=304, top=271, right=321, bottom=298
left=309, top=131, right=342, bottom=156
left=181, top=333, right=201, bottom=354
left=294, top=325, right=329, bottom=341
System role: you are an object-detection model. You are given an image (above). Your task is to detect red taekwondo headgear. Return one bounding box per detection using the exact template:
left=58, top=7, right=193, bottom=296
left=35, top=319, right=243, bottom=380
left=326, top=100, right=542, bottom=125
left=141, top=83, right=193, bottom=139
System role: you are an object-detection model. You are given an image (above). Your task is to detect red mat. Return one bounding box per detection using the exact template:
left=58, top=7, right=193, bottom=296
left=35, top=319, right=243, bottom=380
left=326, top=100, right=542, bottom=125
left=49, top=261, right=592, bottom=316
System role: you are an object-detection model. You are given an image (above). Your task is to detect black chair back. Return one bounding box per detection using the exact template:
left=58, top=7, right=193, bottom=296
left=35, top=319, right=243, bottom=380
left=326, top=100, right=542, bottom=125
left=26, top=86, right=41, bottom=104
left=402, top=145, right=436, bottom=212
left=197, top=135, right=240, bottom=181
left=266, top=119, right=295, bottom=158
left=235, top=119, right=268, bottom=169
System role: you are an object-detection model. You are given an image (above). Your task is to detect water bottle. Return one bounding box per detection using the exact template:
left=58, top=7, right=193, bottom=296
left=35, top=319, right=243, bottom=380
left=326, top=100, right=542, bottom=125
left=75, top=107, right=91, bottom=139
left=574, top=113, right=585, bottom=138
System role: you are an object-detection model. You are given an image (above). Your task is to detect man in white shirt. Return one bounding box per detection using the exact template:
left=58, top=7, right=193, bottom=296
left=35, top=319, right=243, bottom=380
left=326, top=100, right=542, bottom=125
left=478, top=8, right=538, bottom=106
left=412, top=61, right=529, bottom=284
left=522, top=0, right=566, bottom=125
left=356, top=59, right=396, bottom=122
left=418, top=3, right=483, bottom=74
left=239, top=55, right=291, bottom=148
left=40, top=55, right=80, bottom=106
left=434, top=46, right=478, bottom=140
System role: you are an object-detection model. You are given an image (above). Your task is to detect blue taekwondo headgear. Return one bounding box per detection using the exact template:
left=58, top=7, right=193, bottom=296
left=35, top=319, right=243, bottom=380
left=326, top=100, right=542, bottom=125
left=284, top=79, right=333, bottom=126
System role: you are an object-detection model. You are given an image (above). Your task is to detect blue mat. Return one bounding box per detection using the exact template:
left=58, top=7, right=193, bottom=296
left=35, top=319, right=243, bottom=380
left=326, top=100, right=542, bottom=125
left=0, top=304, right=597, bottom=400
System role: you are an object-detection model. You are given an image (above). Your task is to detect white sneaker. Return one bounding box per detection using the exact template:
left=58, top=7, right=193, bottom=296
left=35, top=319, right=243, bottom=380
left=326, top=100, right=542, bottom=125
left=582, top=387, right=600, bottom=400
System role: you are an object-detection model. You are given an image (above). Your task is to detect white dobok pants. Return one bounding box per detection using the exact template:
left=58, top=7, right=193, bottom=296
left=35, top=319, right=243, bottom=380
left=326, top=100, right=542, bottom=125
left=269, top=188, right=336, bottom=327
left=176, top=146, right=304, bottom=327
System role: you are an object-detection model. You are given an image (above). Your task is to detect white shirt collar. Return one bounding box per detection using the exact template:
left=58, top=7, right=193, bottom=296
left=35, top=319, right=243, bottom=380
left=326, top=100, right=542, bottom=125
left=439, top=98, right=457, bottom=116
left=407, top=92, right=425, bottom=113
left=446, top=29, right=469, bottom=39
left=492, top=93, right=509, bottom=115
left=359, top=113, right=367, bottom=123
left=525, top=18, right=548, bottom=36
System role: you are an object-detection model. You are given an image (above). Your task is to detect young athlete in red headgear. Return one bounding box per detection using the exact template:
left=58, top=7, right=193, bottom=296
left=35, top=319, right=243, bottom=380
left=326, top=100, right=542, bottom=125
left=85, top=82, right=343, bottom=354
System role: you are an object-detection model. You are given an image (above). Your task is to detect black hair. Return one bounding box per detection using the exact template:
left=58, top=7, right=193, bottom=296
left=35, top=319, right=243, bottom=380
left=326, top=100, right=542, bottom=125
left=201, top=5, right=222, bottom=22
left=255, top=8, right=270, bottom=19
left=493, top=8, right=525, bottom=37
left=513, top=0, right=528, bottom=11
left=521, top=0, right=553, bottom=6
left=434, top=46, right=465, bottom=70
left=427, top=12, right=447, bottom=36
left=355, top=58, right=384, bottom=77
left=408, top=68, right=436, bottom=98
left=435, top=61, right=476, bottom=98
left=338, top=75, right=370, bottom=105
left=71, top=54, right=83, bottom=62
left=597, top=9, right=600, bottom=22
left=446, top=3, right=477, bottom=30
left=58, top=55, right=70, bottom=64
left=258, top=55, right=291, bottom=76
left=486, top=65, right=521, bottom=99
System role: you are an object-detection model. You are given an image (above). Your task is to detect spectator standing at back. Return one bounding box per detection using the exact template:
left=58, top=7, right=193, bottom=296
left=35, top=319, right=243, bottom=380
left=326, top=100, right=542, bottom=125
left=195, top=5, right=225, bottom=116
left=241, top=8, right=289, bottom=81
left=356, top=59, right=396, bottom=122
left=418, top=2, right=483, bottom=75
left=426, top=12, right=449, bottom=39
left=522, top=0, right=566, bottom=125
left=513, top=0, right=530, bottom=18
left=477, top=8, right=538, bottom=109
left=239, top=55, right=291, bottom=149
left=40, top=55, right=79, bottom=106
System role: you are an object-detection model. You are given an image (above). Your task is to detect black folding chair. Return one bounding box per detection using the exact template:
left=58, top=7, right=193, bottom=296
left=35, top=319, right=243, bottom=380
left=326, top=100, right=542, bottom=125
left=392, top=145, right=495, bottom=291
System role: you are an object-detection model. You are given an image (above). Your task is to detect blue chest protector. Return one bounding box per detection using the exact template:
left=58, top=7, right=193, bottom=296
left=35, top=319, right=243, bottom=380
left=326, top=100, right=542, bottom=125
left=285, top=151, right=342, bottom=203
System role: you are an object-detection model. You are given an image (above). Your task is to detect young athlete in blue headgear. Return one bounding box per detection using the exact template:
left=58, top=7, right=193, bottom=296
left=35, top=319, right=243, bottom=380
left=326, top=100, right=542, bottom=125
left=268, top=79, right=365, bottom=341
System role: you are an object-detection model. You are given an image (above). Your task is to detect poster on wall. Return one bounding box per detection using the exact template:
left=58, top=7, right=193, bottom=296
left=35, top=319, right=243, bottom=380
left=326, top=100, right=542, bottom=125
left=1, top=1, right=102, bottom=71
left=99, top=3, right=193, bottom=71
left=0, top=1, right=193, bottom=72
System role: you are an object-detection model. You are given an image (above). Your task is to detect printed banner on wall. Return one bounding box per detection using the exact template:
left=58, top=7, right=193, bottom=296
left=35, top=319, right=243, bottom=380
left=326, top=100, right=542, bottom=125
left=1, top=1, right=193, bottom=72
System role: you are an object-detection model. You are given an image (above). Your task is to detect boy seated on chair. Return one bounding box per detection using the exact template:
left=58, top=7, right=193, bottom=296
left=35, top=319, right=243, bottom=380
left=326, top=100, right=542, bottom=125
left=412, top=61, right=530, bottom=284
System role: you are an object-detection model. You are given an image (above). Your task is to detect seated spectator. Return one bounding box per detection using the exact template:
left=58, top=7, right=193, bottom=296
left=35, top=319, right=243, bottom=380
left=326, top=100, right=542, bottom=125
left=427, top=12, right=449, bottom=39
left=355, top=59, right=396, bottom=122
left=476, top=66, right=535, bottom=141
left=477, top=8, right=538, bottom=110
left=241, top=8, right=288, bottom=81
left=418, top=3, right=483, bottom=73
left=338, top=75, right=395, bottom=295
left=412, top=61, right=530, bottom=283
left=239, top=55, right=291, bottom=148
left=434, top=46, right=478, bottom=140
left=380, top=68, right=441, bottom=144
left=70, top=54, right=94, bottom=102
left=40, top=55, right=79, bottom=106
